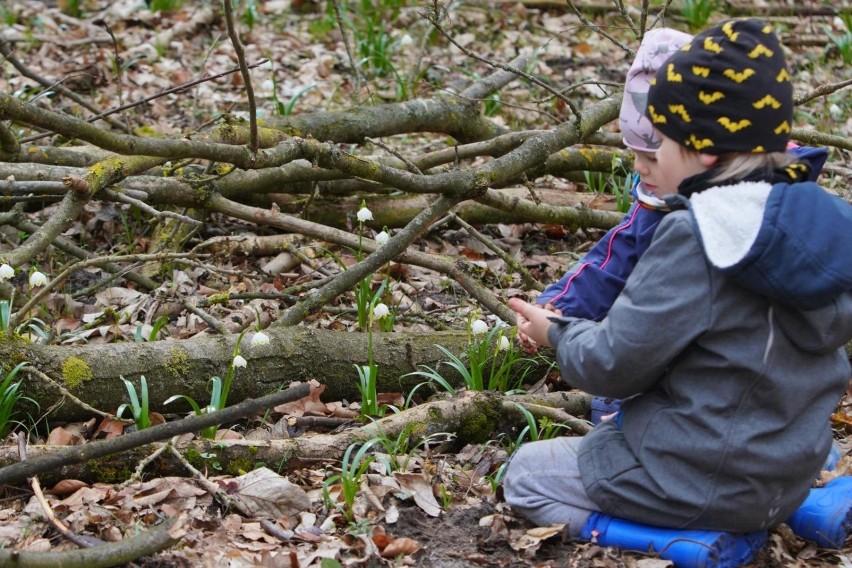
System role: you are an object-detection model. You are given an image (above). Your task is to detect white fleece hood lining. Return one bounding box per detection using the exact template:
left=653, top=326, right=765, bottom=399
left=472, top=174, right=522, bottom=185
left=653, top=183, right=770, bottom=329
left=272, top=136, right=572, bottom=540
left=689, top=182, right=772, bottom=269
left=635, top=182, right=668, bottom=208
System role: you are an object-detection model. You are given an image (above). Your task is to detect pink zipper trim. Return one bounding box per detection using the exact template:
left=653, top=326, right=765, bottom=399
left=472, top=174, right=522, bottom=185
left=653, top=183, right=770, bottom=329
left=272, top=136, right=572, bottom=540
left=548, top=204, right=641, bottom=304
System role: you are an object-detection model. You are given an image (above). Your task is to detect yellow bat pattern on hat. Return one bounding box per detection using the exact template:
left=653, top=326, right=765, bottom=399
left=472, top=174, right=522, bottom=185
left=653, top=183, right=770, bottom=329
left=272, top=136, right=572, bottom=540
left=692, top=66, right=710, bottom=78
left=748, top=44, right=774, bottom=58
left=761, top=24, right=772, bottom=33
left=718, top=117, right=752, bottom=132
left=774, top=121, right=791, bottom=134
left=753, top=146, right=765, bottom=152
left=667, top=63, right=683, bottom=82
left=776, top=69, right=791, bottom=82
left=723, top=68, right=756, bottom=83
left=688, top=134, right=714, bottom=150
left=722, top=21, right=739, bottom=41
left=647, top=105, right=667, bottom=124
left=753, top=95, right=781, bottom=109
left=699, top=91, right=725, bottom=104
left=669, top=104, right=692, bottom=122
left=703, top=37, right=723, bottom=54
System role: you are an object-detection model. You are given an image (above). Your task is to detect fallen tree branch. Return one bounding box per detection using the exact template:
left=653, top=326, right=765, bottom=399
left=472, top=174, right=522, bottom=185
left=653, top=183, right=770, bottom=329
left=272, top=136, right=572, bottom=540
left=0, top=516, right=183, bottom=568
left=0, top=383, right=311, bottom=486
left=0, top=390, right=591, bottom=485
left=9, top=326, right=482, bottom=422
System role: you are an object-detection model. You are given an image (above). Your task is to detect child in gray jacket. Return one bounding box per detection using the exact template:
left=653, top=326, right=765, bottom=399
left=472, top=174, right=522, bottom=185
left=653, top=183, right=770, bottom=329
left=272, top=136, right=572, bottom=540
left=505, top=19, right=852, bottom=567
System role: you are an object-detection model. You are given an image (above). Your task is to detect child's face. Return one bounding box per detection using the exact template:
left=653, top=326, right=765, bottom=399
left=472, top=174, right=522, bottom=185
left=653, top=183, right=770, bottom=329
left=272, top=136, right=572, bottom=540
left=633, top=150, right=663, bottom=196
left=653, top=133, right=716, bottom=196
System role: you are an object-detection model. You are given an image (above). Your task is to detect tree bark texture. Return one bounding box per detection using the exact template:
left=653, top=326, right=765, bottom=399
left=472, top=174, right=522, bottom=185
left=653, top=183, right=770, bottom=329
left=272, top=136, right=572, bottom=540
left=0, top=391, right=591, bottom=486
left=8, top=328, right=551, bottom=422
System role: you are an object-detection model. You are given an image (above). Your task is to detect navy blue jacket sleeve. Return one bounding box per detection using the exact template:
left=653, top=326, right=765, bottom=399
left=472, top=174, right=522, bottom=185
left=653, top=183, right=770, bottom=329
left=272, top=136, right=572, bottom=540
left=537, top=202, right=666, bottom=320
left=789, top=145, right=828, bottom=182
left=537, top=144, right=823, bottom=321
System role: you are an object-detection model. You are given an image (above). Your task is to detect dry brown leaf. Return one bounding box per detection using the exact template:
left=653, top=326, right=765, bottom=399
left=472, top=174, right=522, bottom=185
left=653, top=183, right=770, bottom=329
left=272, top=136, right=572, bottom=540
left=92, top=417, right=125, bottom=439
left=47, top=479, right=89, bottom=496
left=381, top=536, right=421, bottom=558
left=46, top=426, right=83, bottom=446
left=229, top=467, right=311, bottom=521
left=274, top=380, right=328, bottom=416
left=393, top=472, right=441, bottom=517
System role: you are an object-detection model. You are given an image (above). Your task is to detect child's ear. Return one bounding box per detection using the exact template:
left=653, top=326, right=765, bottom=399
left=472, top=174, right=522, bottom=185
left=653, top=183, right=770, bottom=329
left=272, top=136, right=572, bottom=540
left=698, top=154, right=718, bottom=167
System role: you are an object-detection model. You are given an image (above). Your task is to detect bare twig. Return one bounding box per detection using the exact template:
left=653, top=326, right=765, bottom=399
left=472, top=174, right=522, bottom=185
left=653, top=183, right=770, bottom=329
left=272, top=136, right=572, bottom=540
left=102, top=189, right=203, bottom=226
left=183, top=300, right=230, bottom=335
left=13, top=217, right=159, bottom=291
left=422, top=8, right=583, bottom=121
left=566, top=0, right=634, bottom=56
left=795, top=78, right=852, bottom=106
left=0, top=516, right=182, bottom=568
left=11, top=252, right=199, bottom=330
left=94, top=19, right=131, bottom=134
left=0, top=383, right=312, bottom=485
left=24, top=367, right=121, bottom=422
left=0, top=39, right=129, bottom=133
left=366, top=138, right=423, bottom=175
left=331, top=0, right=367, bottom=102
left=503, top=400, right=591, bottom=435
left=117, top=442, right=173, bottom=491
left=222, top=0, right=258, bottom=155
left=450, top=213, right=544, bottom=292
left=169, top=445, right=250, bottom=515
left=19, top=60, right=268, bottom=144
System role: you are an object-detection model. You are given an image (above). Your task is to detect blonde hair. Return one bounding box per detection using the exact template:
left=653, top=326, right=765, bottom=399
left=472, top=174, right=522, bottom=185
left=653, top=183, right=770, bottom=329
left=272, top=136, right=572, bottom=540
left=710, top=152, right=795, bottom=183
left=675, top=145, right=796, bottom=183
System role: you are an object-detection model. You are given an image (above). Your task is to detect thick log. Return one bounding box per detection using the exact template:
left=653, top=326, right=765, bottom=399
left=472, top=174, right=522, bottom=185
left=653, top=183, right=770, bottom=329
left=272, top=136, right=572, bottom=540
left=8, top=328, right=550, bottom=422
left=0, top=391, right=591, bottom=486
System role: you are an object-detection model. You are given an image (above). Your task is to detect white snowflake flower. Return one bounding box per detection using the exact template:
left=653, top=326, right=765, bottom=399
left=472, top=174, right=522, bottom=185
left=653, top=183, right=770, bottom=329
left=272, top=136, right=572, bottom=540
left=398, top=34, right=414, bottom=47
left=0, top=264, right=14, bottom=280
left=374, top=231, right=389, bottom=246
left=357, top=207, right=373, bottom=223
left=373, top=303, right=390, bottom=319
left=251, top=331, right=270, bottom=347
left=829, top=104, right=843, bottom=122
left=29, top=271, right=47, bottom=287
left=232, top=355, right=247, bottom=368
left=471, top=320, right=488, bottom=335
left=498, top=336, right=511, bottom=351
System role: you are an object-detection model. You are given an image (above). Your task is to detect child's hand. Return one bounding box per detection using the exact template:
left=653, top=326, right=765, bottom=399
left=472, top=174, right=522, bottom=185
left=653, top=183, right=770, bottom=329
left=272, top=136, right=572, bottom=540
left=509, top=298, right=556, bottom=348
left=517, top=302, right=561, bottom=353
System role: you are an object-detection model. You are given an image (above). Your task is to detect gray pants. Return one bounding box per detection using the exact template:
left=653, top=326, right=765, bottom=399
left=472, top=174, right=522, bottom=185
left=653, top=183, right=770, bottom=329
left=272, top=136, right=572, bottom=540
left=502, top=437, right=600, bottom=538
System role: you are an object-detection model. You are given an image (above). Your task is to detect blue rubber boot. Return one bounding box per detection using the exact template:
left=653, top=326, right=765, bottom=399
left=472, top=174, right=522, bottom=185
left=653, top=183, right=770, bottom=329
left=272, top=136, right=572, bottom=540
left=590, top=397, right=622, bottom=425
left=579, top=512, right=767, bottom=568
left=786, top=476, right=852, bottom=549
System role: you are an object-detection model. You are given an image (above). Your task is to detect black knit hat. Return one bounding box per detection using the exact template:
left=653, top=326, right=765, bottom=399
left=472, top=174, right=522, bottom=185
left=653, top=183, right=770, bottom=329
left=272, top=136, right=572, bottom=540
left=646, top=19, right=793, bottom=154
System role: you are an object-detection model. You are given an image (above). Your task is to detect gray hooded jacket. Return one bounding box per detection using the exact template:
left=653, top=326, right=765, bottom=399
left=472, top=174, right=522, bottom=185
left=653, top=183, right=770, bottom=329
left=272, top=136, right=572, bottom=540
left=548, top=179, right=852, bottom=532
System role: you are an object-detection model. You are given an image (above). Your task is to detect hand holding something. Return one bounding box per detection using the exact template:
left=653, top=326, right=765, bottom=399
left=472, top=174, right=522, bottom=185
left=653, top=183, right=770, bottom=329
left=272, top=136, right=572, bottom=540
left=509, top=298, right=556, bottom=348
left=517, top=302, right=561, bottom=353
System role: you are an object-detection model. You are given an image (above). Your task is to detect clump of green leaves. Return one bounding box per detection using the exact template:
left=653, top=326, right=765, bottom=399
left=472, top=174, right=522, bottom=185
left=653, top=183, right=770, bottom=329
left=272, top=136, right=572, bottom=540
left=117, top=375, right=151, bottom=430
left=403, top=320, right=531, bottom=404
left=583, top=154, right=633, bottom=213
left=826, top=25, right=852, bottom=65
left=0, top=362, right=31, bottom=439
left=164, top=331, right=248, bottom=438
left=148, top=0, right=184, bottom=13
left=323, top=439, right=381, bottom=522
left=681, top=0, right=717, bottom=32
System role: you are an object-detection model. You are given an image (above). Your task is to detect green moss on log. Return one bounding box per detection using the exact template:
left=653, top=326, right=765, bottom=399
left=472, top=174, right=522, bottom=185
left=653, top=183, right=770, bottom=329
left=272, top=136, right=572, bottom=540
left=61, top=357, right=93, bottom=389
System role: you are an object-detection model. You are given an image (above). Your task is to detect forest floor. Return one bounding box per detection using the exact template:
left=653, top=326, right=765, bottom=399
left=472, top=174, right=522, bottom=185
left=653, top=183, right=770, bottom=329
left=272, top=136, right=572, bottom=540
left=0, top=0, right=851, bottom=566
